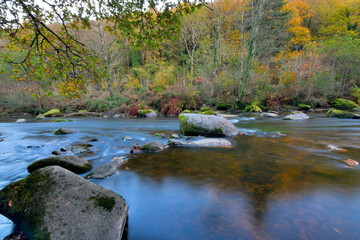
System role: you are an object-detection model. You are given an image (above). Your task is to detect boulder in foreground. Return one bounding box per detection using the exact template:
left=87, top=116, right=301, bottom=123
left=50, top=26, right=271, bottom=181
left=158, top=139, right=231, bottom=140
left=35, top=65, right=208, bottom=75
left=179, top=114, right=238, bottom=137
left=27, top=155, right=93, bottom=174
left=331, top=98, right=360, bottom=111
left=0, top=166, right=128, bottom=240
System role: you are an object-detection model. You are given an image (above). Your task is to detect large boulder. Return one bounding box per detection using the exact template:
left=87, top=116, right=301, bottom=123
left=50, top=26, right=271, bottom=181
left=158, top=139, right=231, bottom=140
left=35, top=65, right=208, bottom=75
left=331, top=98, right=360, bottom=111
left=283, top=111, right=310, bottom=120
left=86, top=157, right=125, bottom=179
left=179, top=114, right=238, bottom=137
left=54, top=128, right=75, bottom=135
left=27, top=155, right=93, bottom=174
left=0, top=166, right=128, bottom=240
left=142, top=141, right=165, bottom=152
left=326, top=109, right=360, bottom=119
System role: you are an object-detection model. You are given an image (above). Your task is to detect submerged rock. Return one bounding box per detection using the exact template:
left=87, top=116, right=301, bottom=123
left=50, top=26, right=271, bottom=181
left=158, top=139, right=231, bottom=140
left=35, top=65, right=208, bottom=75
left=69, top=143, right=93, bottom=155
left=27, top=155, right=93, bottom=174
left=122, top=136, right=133, bottom=141
left=331, top=98, right=360, bottom=111
left=87, top=157, right=126, bottom=179
left=283, top=111, right=310, bottom=120
left=142, top=141, right=165, bottom=152
left=260, top=112, right=278, bottom=118
left=179, top=114, right=238, bottom=137
left=326, top=109, right=360, bottom=119
left=54, top=128, right=75, bottom=135
left=168, top=138, right=232, bottom=148
left=0, top=166, right=128, bottom=239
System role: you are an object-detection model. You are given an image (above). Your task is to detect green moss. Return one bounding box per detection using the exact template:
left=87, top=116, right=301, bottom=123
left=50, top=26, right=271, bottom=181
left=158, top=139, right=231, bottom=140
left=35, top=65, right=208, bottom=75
left=182, top=110, right=191, bottom=113
left=331, top=98, right=360, bottom=111
left=89, top=195, right=115, bottom=212
left=326, top=109, right=359, bottom=119
left=137, top=109, right=152, bottom=117
left=0, top=171, right=52, bottom=239
left=54, top=119, right=73, bottom=123
left=27, top=157, right=93, bottom=174
left=36, top=114, right=45, bottom=119
left=297, top=104, right=311, bottom=111
left=215, top=102, right=232, bottom=110
left=201, top=110, right=214, bottom=115
left=179, top=114, right=224, bottom=137
left=154, top=133, right=159, bottom=137
left=200, top=107, right=210, bottom=112
left=43, top=108, right=60, bottom=117
left=78, top=110, right=88, bottom=114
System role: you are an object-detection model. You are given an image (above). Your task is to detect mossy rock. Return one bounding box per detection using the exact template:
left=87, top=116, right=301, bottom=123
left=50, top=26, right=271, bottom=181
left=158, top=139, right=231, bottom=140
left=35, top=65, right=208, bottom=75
left=142, top=141, right=165, bottom=152
left=331, top=99, right=360, bottom=111
left=179, top=114, right=238, bottom=137
left=283, top=111, right=310, bottom=120
left=326, top=109, right=360, bottom=119
left=182, top=110, right=192, bottom=113
left=27, top=155, right=93, bottom=174
left=200, top=107, right=210, bottom=112
left=297, top=104, right=311, bottom=111
left=36, top=114, right=45, bottom=119
left=54, top=119, right=73, bottom=123
left=137, top=109, right=155, bottom=117
left=43, top=108, right=60, bottom=117
left=0, top=166, right=128, bottom=239
left=202, top=110, right=215, bottom=115
left=54, top=128, right=75, bottom=135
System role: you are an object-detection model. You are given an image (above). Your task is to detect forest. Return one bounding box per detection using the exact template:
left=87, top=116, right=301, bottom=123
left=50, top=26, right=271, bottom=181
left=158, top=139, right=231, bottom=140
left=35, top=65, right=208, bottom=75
left=1, top=0, right=360, bottom=115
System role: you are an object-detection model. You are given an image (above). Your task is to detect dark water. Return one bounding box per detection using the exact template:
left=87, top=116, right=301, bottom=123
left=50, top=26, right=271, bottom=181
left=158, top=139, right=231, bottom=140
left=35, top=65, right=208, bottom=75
left=1, top=114, right=360, bottom=239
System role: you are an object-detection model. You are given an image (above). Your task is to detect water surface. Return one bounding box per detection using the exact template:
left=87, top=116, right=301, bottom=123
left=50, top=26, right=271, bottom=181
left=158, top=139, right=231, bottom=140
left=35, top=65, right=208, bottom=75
left=0, top=114, right=360, bottom=239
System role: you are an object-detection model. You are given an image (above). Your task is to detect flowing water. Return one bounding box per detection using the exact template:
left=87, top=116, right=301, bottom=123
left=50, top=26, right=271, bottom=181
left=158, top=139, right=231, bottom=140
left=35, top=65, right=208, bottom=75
left=0, top=114, right=360, bottom=239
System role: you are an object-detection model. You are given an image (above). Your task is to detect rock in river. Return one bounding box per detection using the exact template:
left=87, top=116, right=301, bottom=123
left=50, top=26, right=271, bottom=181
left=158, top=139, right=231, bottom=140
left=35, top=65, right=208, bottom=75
left=86, top=157, right=126, bottom=179
left=283, top=111, right=310, bottom=120
left=168, top=138, right=232, bottom=147
left=326, top=109, right=360, bottom=119
left=54, top=127, right=75, bottom=135
left=27, top=155, right=93, bottom=174
left=142, top=141, right=165, bottom=152
left=179, top=113, right=238, bottom=137
left=0, top=166, right=128, bottom=240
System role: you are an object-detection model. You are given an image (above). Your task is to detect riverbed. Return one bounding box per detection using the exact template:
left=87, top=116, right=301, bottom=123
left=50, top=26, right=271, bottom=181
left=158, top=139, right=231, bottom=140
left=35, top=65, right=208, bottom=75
left=0, top=114, right=360, bottom=239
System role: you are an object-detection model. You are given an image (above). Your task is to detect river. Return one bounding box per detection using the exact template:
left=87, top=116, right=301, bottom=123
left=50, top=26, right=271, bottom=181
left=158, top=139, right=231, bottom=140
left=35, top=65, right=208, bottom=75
left=0, top=113, right=360, bottom=239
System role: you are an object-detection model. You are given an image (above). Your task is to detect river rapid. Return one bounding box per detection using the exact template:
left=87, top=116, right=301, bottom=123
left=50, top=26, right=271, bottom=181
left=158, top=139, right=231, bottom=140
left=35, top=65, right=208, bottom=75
left=0, top=113, right=360, bottom=239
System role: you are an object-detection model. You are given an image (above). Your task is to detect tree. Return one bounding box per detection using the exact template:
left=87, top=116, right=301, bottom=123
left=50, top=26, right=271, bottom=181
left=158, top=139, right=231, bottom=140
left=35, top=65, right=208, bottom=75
left=0, top=0, right=203, bottom=97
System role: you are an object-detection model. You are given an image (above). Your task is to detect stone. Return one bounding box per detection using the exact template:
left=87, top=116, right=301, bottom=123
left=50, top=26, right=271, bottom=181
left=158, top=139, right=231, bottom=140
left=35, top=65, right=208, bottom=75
left=283, top=111, right=310, bottom=120
left=36, top=114, right=45, bottom=119
left=179, top=114, right=238, bottom=137
left=16, top=119, right=26, bottom=123
left=54, top=128, right=75, bottom=135
left=297, top=104, right=311, bottom=111
left=170, top=133, right=179, bottom=139
left=138, top=109, right=157, bottom=117
left=331, top=98, right=360, bottom=111
left=52, top=150, right=62, bottom=155
left=27, top=155, right=93, bottom=174
left=154, top=133, right=166, bottom=138
left=326, top=109, right=360, bottom=119
left=113, top=114, right=121, bottom=118
left=54, top=119, right=73, bottom=122
left=0, top=166, right=128, bottom=239
left=43, top=108, right=61, bottom=117
left=69, top=143, right=93, bottom=155
left=60, top=148, right=67, bottom=152
left=122, top=136, right=133, bottom=141
left=260, top=112, right=278, bottom=118
left=86, top=157, right=126, bottom=179
left=168, top=138, right=232, bottom=147
left=86, top=138, right=99, bottom=142
left=142, top=141, right=165, bottom=152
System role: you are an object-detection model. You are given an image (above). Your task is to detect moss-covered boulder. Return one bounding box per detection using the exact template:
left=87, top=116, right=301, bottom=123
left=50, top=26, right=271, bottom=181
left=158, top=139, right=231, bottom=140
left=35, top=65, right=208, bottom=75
left=43, top=108, right=60, bottom=117
left=331, top=98, right=360, bottom=111
left=137, top=109, right=157, bottom=117
left=297, top=104, right=311, bottom=111
left=326, top=109, right=360, bottom=119
left=142, top=141, right=165, bottom=152
left=0, top=166, right=128, bottom=239
left=54, top=127, right=75, bottom=135
left=86, top=157, right=125, bottom=179
left=36, top=114, right=45, bottom=119
left=283, top=111, right=310, bottom=120
left=27, top=155, right=93, bottom=174
left=179, top=114, right=238, bottom=137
